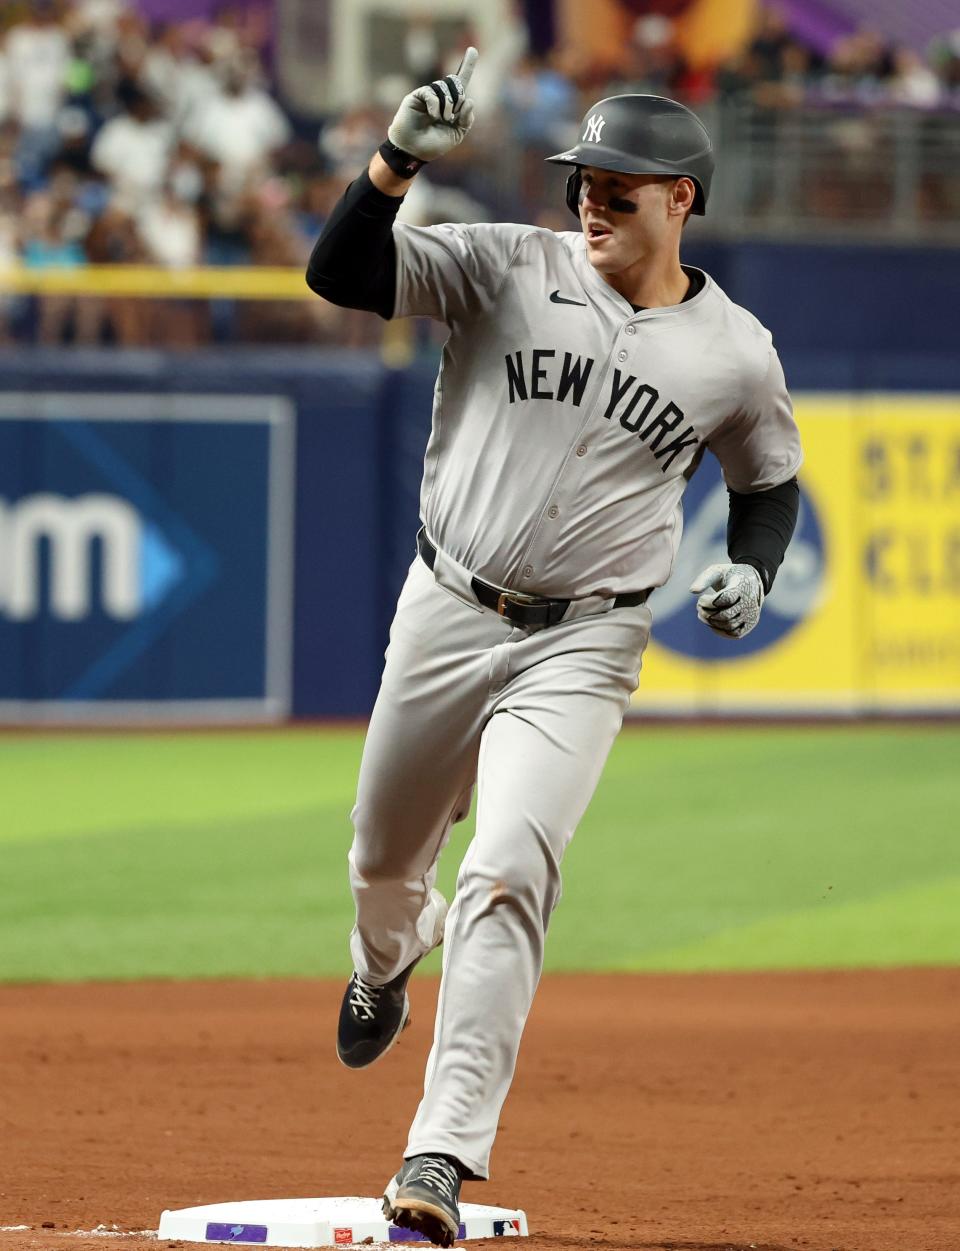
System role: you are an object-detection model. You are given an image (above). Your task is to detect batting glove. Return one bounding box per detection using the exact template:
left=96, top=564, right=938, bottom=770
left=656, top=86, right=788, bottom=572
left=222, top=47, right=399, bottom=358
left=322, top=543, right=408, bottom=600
left=689, top=562, right=764, bottom=640
left=387, top=46, right=478, bottom=163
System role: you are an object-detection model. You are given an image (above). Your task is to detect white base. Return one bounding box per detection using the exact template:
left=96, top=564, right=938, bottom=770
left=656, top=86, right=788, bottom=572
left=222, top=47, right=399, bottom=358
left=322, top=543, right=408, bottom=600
left=158, top=1197, right=528, bottom=1246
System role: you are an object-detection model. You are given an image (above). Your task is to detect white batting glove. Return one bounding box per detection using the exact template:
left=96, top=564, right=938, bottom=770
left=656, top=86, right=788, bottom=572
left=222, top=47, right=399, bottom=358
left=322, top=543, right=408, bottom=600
left=689, top=563, right=764, bottom=640
left=387, top=46, right=478, bottom=162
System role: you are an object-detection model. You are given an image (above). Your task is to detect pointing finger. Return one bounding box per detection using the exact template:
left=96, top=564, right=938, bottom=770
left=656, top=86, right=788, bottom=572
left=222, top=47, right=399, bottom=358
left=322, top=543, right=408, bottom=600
left=455, top=46, right=479, bottom=90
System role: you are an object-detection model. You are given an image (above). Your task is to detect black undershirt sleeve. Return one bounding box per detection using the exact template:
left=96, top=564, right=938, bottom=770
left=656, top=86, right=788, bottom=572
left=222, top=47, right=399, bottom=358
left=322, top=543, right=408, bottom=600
left=305, top=169, right=403, bottom=319
left=727, top=477, right=800, bottom=594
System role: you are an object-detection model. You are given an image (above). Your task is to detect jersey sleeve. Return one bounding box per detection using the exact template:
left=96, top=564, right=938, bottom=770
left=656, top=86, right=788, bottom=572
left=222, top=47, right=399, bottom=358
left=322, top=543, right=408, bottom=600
left=709, top=345, right=803, bottom=493
left=391, top=221, right=531, bottom=323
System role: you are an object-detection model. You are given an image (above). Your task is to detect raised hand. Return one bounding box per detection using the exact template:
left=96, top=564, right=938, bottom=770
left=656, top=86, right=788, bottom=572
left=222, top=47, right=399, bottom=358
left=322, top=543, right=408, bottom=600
left=387, top=46, right=479, bottom=164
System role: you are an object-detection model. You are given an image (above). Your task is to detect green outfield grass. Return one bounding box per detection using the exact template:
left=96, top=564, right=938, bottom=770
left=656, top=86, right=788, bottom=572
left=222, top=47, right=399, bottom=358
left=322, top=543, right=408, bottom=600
left=1, top=725, right=958, bottom=982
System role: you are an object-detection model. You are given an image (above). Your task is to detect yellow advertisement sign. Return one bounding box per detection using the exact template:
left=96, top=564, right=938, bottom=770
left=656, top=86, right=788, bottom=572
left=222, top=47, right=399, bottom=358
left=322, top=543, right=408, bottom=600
left=637, top=394, right=960, bottom=713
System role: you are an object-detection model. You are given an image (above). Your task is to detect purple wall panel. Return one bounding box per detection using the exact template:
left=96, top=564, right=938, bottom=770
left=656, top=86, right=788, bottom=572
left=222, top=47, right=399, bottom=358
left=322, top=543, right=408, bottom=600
left=135, top=0, right=219, bottom=19
left=829, top=0, right=959, bottom=51
left=780, top=0, right=959, bottom=54
left=133, top=0, right=271, bottom=24
left=778, top=0, right=854, bottom=55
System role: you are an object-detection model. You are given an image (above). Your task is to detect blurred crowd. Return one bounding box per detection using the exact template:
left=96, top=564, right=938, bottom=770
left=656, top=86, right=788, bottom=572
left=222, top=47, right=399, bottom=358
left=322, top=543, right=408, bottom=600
left=631, top=9, right=960, bottom=110
left=0, top=0, right=958, bottom=347
left=0, top=0, right=330, bottom=345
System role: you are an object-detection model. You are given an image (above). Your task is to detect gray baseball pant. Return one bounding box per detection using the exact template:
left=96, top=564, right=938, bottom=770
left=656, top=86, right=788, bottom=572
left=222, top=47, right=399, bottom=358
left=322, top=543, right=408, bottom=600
left=348, top=546, right=651, bottom=1179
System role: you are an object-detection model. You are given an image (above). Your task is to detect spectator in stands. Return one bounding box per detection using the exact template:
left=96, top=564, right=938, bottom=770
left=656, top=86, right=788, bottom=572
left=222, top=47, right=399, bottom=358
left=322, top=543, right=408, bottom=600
left=931, top=31, right=960, bottom=95
left=111, top=7, right=150, bottom=79
left=753, top=39, right=818, bottom=109
left=501, top=52, right=577, bottom=151
left=84, top=196, right=148, bottom=344
left=749, top=6, right=794, bottom=82
left=90, top=76, right=173, bottom=207
left=715, top=46, right=766, bottom=101
left=186, top=51, right=290, bottom=194
left=6, top=0, right=71, bottom=184
left=500, top=51, right=577, bottom=208
left=235, top=172, right=338, bottom=345
left=50, top=103, right=96, bottom=179
left=137, top=169, right=202, bottom=271
left=137, top=166, right=207, bottom=347
left=823, top=28, right=895, bottom=103
left=140, top=21, right=220, bottom=129
left=717, top=6, right=820, bottom=108
left=20, top=184, right=84, bottom=270
left=214, top=2, right=273, bottom=65
left=403, top=15, right=446, bottom=85
left=619, top=14, right=690, bottom=100
left=69, top=0, right=128, bottom=40
left=889, top=46, right=942, bottom=108
left=319, top=105, right=389, bottom=181
left=19, top=184, right=96, bottom=344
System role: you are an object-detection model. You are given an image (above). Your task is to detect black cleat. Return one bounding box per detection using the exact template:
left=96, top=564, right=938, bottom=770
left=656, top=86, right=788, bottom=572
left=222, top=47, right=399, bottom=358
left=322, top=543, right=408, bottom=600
left=382, top=1154, right=463, bottom=1248
left=336, top=890, right=447, bottom=1069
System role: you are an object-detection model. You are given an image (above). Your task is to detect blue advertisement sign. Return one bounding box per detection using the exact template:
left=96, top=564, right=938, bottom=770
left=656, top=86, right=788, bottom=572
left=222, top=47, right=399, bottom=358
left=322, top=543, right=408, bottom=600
left=0, top=394, right=294, bottom=722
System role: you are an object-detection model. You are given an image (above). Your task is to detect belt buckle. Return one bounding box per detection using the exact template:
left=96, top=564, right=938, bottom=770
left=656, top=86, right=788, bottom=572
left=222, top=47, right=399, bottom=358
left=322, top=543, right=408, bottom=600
left=497, top=590, right=544, bottom=618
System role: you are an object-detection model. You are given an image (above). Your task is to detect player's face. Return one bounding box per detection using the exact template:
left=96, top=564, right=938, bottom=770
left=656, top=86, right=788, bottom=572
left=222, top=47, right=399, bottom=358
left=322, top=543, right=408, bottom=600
left=578, top=167, right=689, bottom=273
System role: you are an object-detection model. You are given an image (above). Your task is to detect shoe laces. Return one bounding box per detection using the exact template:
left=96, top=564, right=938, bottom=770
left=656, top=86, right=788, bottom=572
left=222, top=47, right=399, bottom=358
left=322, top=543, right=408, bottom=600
left=349, top=974, right=382, bottom=1021
left=416, top=1156, right=460, bottom=1201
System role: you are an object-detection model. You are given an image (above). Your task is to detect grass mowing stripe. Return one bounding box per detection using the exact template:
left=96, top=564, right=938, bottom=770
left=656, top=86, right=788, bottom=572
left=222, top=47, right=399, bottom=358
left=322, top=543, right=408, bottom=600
left=0, top=807, right=471, bottom=982
left=1, top=727, right=957, bottom=981
left=554, top=723, right=960, bottom=970
left=0, top=732, right=360, bottom=845
left=613, top=877, right=960, bottom=971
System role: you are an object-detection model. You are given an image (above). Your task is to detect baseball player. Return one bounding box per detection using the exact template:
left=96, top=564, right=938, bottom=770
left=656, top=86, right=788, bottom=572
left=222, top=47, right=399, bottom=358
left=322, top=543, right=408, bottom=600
left=307, top=47, right=801, bottom=1248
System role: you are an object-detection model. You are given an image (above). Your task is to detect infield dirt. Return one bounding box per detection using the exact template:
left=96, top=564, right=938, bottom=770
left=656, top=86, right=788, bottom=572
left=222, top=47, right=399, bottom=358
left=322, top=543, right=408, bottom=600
left=1, top=970, right=958, bottom=1251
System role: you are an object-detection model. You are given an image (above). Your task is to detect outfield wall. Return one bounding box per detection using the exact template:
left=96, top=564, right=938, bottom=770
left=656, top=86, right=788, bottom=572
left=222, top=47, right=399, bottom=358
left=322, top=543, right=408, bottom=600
left=1, top=242, right=958, bottom=720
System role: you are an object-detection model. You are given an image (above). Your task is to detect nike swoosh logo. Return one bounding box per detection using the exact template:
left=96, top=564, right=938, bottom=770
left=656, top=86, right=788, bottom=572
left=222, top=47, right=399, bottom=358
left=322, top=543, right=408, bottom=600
left=549, top=290, right=587, bottom=306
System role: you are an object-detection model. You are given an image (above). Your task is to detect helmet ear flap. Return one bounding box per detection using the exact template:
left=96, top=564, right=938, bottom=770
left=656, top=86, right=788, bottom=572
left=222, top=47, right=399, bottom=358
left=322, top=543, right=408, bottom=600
left=565, top=169, right=582, bottom=219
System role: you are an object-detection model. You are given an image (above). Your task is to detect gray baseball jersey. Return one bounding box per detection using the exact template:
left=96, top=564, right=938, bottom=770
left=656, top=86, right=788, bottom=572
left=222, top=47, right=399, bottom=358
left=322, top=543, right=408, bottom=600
left=393, top=221, right=802, bottom=598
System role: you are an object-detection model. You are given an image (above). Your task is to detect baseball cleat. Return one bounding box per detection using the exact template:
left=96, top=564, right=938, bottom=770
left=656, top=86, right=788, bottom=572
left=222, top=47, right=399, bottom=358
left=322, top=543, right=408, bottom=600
left=382, top=1154, right=463, bottom=1248
left=336, top=889, right=448, bottom=1069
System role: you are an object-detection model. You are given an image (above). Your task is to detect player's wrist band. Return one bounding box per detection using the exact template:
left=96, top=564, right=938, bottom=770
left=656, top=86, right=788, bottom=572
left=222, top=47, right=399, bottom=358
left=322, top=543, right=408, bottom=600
left=378, top=140, right=427, bottom=178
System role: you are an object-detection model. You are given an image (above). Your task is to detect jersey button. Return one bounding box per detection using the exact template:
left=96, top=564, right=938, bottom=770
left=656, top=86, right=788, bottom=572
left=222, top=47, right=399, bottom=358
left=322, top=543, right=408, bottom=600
left=625, top=324, right=637, bottom=335
left=547, top=505, right=559, bottom=519
left=522, top=565, right=534, bottom=579
left=576, top=444, right=587, bottom=457
left=617, top=349, right=628, bottom=362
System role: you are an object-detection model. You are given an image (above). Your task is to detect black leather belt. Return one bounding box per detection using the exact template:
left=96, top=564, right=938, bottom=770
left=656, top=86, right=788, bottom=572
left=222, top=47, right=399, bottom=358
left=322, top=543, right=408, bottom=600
left=417, top=530, right=650, bottom=628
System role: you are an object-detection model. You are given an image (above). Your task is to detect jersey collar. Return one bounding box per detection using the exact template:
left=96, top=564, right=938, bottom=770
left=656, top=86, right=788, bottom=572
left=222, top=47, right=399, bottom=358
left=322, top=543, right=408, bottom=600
left=574, top=235, right=712, bottom=320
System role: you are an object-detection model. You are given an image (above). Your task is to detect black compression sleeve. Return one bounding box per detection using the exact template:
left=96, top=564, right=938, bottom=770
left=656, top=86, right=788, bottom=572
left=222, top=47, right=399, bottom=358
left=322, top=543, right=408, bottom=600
left=305, top=168, right=403, bottom=319
left=727, top=476, right=800, bottom=594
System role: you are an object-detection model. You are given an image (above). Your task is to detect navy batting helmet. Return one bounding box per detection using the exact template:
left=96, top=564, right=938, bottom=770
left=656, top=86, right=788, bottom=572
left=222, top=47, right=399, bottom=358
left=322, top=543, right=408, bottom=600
left=545, top=94, right=714, bottom=219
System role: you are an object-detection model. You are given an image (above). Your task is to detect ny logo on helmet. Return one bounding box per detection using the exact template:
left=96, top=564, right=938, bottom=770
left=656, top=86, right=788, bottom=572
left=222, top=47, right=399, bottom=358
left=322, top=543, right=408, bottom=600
left=583, top=113, right=605, bottom=143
